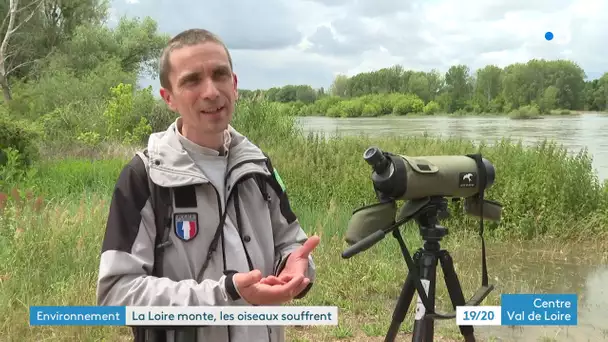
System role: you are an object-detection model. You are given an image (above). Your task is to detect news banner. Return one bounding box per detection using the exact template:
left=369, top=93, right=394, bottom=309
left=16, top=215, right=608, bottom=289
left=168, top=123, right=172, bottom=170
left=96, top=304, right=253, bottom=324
left=29, top=294, right=577, bottom=327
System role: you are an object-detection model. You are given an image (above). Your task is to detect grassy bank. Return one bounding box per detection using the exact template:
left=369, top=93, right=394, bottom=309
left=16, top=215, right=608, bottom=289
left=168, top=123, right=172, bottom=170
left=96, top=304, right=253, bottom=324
left=272, top=93, right=579, bottom=119
left=292, top=107, right=582, bottom=119
left=1, top=99, right=608, bottom=341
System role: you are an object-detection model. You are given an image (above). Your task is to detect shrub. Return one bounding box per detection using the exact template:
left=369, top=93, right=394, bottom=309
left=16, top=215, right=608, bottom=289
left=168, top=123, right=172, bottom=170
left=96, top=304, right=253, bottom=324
left=326, top=106, right=342, bottom=117
left=423, top=101, right=441, bottom=115
left=231, top=98, right=299, bottom=148
left=145, top=99, right=178, bottom=133
left=393, top=94, right=424, bottom=115
left=102, top=83, right=154, bottom=145
left=362, top=102, right=382, bottom=117
left=0, top=108, right=40, bottom=168
left=509, top=104, right=541, bottom=119
left=340, top=99, right=364, bottom=117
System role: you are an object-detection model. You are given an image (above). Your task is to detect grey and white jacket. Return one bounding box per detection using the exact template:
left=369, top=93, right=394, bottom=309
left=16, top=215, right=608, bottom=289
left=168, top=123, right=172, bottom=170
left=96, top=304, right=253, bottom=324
left=96, top=122, right=316, bottom=342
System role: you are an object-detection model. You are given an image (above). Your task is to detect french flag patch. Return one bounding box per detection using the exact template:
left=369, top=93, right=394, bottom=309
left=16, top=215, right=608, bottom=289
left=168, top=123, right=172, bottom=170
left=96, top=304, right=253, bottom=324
left=174, top=213, right=199, bottom=241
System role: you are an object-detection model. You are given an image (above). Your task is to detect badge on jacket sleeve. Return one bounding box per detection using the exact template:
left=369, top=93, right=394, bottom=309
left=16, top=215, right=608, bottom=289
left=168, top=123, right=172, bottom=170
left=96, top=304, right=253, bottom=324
left=174, top=213, right=199, bottom=241
left=273, top=168, right=286, bottom=191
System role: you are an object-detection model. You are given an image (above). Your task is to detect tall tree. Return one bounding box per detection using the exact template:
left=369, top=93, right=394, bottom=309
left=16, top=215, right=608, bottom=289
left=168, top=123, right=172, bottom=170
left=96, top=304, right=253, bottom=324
left=0, top=0, right=43, bottom=101
left=444, top=64, right=472, bottom=112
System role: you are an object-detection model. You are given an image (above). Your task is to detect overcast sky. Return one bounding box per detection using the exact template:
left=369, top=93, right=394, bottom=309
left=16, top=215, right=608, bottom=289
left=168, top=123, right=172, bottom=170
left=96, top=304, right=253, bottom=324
left=109, top=0, right=607, bottom=93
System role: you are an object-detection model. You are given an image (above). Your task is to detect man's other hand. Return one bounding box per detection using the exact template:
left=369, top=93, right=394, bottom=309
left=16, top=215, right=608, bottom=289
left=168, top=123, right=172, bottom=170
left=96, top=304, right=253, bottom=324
left=261, top=235, right=320, bottom=295
left=233, top=270, right=308, bottom=305
left=277, top=235, right=320, bottom=281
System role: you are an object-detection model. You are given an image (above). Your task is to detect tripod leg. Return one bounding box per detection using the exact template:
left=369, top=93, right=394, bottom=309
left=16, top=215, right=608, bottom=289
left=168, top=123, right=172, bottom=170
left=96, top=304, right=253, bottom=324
left=438, top=250, right=475, bottom=342
left=384, top=251, right=420, bottom=342
left=411, top=249, right=438, bottom=342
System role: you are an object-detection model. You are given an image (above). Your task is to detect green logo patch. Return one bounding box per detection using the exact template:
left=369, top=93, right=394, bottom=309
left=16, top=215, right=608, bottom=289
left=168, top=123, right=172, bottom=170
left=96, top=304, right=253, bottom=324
left=273, top=168, right=286, bottom=191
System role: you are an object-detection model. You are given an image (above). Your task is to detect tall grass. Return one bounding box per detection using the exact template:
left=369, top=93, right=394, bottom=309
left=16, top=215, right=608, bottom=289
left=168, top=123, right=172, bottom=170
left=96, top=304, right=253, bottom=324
left=1, top=98, right=608, bottom=341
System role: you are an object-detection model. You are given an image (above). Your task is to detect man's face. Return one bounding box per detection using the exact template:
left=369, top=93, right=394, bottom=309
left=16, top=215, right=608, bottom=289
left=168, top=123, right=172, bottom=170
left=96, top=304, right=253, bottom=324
left=160, top=42, right=238, bottom=136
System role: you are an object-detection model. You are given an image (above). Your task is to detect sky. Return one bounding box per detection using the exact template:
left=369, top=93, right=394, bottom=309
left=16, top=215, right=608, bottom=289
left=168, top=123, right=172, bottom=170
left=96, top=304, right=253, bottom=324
left=109, top=0, right=608, bottom=93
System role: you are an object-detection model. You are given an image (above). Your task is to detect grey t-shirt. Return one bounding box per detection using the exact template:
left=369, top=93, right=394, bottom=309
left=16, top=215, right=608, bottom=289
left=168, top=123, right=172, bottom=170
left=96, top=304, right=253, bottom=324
left=176, top=130, right=250, bottom=278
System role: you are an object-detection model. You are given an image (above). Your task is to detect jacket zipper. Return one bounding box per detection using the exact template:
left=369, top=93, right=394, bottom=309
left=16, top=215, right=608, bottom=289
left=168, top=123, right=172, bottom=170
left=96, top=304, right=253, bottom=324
left=196, top=154, right=263, bottom=280
left=193, top=157, right=272, bottom=342
left=226, top=157, right=273, bottom=342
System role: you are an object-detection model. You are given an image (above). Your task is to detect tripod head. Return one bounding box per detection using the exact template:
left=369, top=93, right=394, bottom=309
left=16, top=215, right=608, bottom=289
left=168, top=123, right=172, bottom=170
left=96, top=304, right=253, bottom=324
left=409, top=196, right=449, bottom=243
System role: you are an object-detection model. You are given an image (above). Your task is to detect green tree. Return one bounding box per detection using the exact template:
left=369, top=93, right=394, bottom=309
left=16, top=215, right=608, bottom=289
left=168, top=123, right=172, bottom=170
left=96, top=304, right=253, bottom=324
left=444, top=64, right=473, bottom=112
left=473, top=65, right=502, bottom=112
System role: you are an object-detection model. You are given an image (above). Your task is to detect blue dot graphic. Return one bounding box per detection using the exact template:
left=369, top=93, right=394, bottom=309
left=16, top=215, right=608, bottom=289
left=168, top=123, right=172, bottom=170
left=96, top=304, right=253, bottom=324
left=545, top=32, right=554, bottom=41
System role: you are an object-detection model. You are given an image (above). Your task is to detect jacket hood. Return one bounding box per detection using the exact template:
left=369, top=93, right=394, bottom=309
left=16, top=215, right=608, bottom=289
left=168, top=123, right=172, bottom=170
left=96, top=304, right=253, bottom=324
left=145, top=119, right=268, bottom=187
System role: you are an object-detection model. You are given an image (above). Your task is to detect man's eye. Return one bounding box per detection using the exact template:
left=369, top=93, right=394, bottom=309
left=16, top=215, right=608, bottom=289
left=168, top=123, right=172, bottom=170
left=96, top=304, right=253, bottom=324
left=214, top=70, right=230, bottom=79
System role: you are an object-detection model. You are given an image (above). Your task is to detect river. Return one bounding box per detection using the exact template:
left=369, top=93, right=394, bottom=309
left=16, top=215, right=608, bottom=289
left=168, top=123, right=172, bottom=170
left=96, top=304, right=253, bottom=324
left=298, top=113, right=608, bottom=342
left=297, top=112, right=608, bottom=181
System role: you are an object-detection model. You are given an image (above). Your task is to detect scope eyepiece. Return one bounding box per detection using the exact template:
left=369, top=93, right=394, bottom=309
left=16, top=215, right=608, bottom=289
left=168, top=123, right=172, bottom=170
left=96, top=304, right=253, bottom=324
left=364, top=147, right=390, bottom=174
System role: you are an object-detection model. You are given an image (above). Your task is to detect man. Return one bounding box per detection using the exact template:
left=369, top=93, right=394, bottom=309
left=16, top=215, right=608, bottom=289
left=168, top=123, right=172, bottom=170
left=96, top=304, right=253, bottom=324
left=96, top=28, right=320, bottom=342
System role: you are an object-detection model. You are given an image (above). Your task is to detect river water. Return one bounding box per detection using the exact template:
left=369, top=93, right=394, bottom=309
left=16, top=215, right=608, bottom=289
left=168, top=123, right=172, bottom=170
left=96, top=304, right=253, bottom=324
left=297, top=113, right=608, bottom=181
left=298, top=113, right=608, bottom=342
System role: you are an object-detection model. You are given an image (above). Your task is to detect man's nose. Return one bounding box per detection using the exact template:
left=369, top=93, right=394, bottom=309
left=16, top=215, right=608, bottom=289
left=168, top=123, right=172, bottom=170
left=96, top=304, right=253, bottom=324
left=201, top=78, right=220, bottom=99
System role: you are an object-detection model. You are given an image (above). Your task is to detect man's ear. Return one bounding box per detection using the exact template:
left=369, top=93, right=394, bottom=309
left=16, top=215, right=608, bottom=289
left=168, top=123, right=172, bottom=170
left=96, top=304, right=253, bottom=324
left=232, top=73, right=239, bottom=100
left=160, top=87, right=177, bottom=111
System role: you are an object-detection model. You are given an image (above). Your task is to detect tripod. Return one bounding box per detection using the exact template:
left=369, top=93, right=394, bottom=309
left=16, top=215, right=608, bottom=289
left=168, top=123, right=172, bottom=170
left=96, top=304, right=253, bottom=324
left=383, top=197, right=492, bottom=342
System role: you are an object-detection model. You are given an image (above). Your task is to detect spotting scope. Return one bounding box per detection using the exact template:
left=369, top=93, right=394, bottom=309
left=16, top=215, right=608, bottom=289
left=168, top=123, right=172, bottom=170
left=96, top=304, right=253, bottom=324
left=364, top=146, right=495, bottom=200
left=344, top=146, right=502, bottom=246
left=341, top=146, right=502, bottom=342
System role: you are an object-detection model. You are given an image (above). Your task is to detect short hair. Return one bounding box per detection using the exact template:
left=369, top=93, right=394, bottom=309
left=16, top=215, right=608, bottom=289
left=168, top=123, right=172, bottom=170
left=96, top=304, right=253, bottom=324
left=159, top=29, right=234, bottom=90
